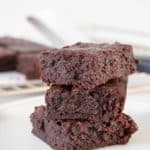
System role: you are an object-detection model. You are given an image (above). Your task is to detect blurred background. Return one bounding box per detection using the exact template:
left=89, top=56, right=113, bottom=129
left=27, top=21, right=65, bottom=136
left=1, top=0, right=150, bottom=47
left=0, top=0, right=150, bottom=99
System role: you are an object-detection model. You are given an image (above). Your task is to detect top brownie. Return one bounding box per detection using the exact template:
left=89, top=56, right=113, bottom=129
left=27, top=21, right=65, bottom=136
left=40, top=42, right=137, bottom=88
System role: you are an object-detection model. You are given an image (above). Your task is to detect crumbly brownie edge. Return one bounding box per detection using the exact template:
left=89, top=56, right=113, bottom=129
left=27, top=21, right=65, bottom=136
left=30, top=106, right=138, bottom=150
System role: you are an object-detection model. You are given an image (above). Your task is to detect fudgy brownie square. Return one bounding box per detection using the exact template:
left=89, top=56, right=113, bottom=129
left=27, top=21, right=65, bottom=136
left=30, top=106, right=138, bottom=150
left=0, top=48, right=16, bottom=71
left=45, top=78, right=127, bottom=121
left=40, top=42, right=137, bottom=88
left=17, top=52, right=41, bottom=79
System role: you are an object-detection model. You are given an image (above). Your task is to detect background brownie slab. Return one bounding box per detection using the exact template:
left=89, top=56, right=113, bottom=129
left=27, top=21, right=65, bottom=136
left=30, top=106, right=138, bottom=150
left=40, top=42, right=137, bottom=88
left=45, top=78, right=127, bottom=121
left=0, top=37, right=49, bottom=54
left=0, top=48, right=16, bottom=71
left=17, top=52, right=41, bottom=79
left=0, top=36, right=50, bottom=79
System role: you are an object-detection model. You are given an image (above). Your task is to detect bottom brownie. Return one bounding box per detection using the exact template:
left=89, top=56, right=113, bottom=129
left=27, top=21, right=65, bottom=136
left=30, top=106, right=138, bottom=150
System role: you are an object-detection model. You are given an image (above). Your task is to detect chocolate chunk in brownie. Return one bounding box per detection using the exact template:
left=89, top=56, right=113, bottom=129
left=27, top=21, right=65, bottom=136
left=45, top=78, right=127, bottom=121
left=17, top=52, right=41, bottom=79
left=30, top=106, right=138, bottom=150
left=40, top=42, right=137, bottom=88
left=0, top=48, right=16, bottom=71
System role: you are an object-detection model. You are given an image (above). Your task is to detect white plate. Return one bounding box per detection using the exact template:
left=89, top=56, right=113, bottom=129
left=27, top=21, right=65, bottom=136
left=0, top=93, right=150, bottom=150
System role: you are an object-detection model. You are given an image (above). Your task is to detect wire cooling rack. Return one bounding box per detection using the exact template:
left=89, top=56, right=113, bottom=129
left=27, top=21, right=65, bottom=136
left=0, top=80, right=47, bottom=97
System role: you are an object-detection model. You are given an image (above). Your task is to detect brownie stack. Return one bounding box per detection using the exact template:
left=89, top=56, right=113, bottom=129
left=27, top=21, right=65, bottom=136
left=31, top=42, right=138, bottom=150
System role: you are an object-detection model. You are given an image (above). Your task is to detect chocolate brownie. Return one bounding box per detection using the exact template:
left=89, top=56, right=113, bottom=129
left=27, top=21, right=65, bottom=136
left=30, top=106, right=138, bottom=150
left=0, top=37, right=49, bottom=54
left=40, top=42, right=137, bottom=88
left=45, top=78, right=127, bottom=121
left=0, top=48, right=16, bottom=71
left=0, top=36, right=50, bottom=79
left=17, top=52, right=41, bottom=79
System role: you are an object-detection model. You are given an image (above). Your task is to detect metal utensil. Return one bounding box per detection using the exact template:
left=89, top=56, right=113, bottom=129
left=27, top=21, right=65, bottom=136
left=27, top=16, right=65, bottom=48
